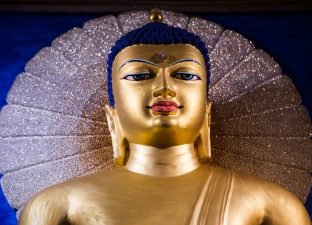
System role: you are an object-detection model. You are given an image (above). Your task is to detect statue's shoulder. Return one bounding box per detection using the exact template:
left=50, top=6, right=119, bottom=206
left=200, top=164, right=302, bottom=202
left=205, top=165, right=285, bottom=192
left=217, top=167, right=297, bottom=199
left=200, top=165, right=310, bottom=224
left=208, top=165, right=301, bottom=200
left=19, top=168, right=126, bottom=223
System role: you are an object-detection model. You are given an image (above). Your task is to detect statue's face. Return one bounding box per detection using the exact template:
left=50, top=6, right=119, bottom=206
left=112, top=44, right=207, bottom=148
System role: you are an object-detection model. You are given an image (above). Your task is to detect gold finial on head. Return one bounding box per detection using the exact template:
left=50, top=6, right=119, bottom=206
left=149, top=8, right=163, bottom=22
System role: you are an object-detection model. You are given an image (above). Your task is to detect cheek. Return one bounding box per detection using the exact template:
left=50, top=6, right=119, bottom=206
left=113, top=81, right=152, bottom=123
left=178, top=81, right=206, bottom=107
left=178, top=83, right=207, bottom=128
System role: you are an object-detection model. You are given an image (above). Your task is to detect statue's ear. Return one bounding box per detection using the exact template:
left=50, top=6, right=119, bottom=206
left=194, top=102, right=212, bottom=163
left=104, top=104, right=129, bottom=166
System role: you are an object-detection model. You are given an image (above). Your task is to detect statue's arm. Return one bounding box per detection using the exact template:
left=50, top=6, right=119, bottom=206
left=19, top=189, right=69, bottom=225
left=264, top=184, right=311, bottom=225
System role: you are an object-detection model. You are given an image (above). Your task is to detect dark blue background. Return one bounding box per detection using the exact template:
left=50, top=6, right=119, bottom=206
left=0, top=12, right=311, bottom=223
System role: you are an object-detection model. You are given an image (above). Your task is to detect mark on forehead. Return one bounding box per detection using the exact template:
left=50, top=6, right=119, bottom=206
left=151, top=52, right=171, bottom=64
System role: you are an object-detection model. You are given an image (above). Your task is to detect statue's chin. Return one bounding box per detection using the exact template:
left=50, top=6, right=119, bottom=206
left=151, top=115, right=179, bottom=127
left=126, top=126, right=199, bottom=149
left=120, top=112, right=203, bottom=148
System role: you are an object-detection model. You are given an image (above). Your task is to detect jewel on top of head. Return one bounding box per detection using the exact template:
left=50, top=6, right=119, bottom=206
left=149, top=9, right=163, bottom=22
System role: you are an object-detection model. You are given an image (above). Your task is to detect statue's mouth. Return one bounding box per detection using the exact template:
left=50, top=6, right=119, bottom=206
left=146, top=101, right=183, bottom=113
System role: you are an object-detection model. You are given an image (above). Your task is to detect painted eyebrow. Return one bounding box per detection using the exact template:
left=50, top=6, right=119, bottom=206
left=118, top=58, right=160, bottom=71
left=168, top=58, right=202, bottom=67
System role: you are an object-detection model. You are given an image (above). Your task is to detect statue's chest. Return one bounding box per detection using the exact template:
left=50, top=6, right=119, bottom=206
left=67, top=186, right=255, bottom=225
left=66, top=168, right=260, bottom=225
left=67, top=187, right=199, bottom=225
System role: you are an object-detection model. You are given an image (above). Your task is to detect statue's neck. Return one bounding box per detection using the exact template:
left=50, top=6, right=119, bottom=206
left=125, top=143, right=200, bottom=177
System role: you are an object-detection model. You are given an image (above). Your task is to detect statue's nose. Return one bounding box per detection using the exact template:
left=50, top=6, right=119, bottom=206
left=153, top=69, right=176, bottom=98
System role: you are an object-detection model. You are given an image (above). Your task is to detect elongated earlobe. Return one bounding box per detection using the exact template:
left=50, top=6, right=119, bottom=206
left=194, top=102, right=212, bottom=163
left=104, top=104, right=129, bottom=166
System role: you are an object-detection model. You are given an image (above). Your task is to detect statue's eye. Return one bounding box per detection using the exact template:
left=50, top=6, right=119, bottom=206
left=172, top=72, right=201, bottom=81
left=123, top=72, right=154, bottom=81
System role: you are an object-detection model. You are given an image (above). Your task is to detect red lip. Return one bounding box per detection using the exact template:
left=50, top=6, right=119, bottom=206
left=149, top=101, right=180, bottom=112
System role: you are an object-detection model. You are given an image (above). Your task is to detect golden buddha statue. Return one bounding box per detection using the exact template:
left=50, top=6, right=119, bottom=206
left=16, top=11, right=311, bottom=225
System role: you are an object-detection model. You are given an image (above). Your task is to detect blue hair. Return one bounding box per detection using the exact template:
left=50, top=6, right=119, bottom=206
left=107, top=21, right=210, bottom=107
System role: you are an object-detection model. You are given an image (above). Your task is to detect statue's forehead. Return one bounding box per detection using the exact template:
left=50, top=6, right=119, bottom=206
left=112, top=44, right=205, bottom=70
